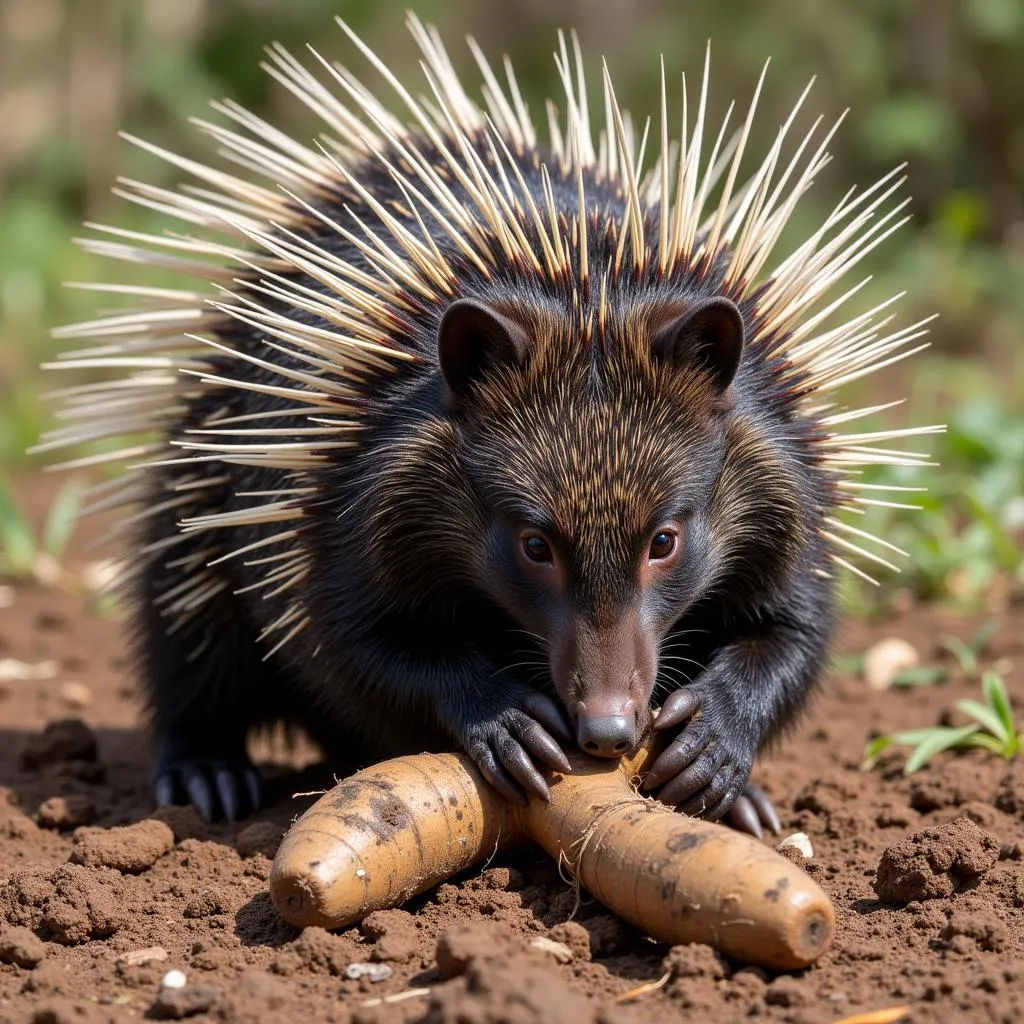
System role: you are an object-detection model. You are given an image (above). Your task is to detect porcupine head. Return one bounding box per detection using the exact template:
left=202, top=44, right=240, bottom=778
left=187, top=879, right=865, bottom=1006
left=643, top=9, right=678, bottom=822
left=366, top=278, right=801, bottom=759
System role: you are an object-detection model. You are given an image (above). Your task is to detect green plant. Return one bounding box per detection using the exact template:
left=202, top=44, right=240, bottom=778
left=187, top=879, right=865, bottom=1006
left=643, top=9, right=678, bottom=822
left=861, top=671, right=1022, bottom=774
left=0, top=474, right=85, bottom=583
left=845, top=396, right=1024, bottom=612
left=938, top=618, right=1003, bottom=678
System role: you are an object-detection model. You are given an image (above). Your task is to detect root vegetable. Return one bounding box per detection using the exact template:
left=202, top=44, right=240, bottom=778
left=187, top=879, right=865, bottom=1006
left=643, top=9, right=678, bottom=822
left=270, top=737, right=834, bottom=969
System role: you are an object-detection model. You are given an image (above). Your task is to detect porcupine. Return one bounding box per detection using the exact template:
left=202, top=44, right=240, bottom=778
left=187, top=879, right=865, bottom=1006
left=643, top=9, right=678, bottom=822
left=39, top=15, right=940, bottom=833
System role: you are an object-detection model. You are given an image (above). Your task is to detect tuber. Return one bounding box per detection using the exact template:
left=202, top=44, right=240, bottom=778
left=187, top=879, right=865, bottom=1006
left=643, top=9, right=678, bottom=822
left=270, top=737, right=834, bottom=969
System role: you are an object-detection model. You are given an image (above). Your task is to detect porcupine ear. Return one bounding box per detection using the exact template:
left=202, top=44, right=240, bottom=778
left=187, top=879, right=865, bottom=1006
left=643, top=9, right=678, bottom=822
left=437, top=298, right=530, bottom=408
left=650, top=297, right=745, bottom=393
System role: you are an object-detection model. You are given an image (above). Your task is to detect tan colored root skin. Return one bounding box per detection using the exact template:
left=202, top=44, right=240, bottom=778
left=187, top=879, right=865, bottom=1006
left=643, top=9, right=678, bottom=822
left=270, top=737, right=835, bottom=969
left=269, top=752, right=514, bottom=928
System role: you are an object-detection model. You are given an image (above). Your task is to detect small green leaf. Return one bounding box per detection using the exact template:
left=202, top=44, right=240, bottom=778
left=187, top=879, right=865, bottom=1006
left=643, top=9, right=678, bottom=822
left=967, top=618, right=1002, bottom=656
left=40, top=477, right=85, bottom=560
left=0, top=477, right=37, bottom=577
left=891, top=666, right=949, bottom=687
left=888, top=728, right=949, bottom=746
left=960, top=733, right=1008, bottom=756
left=833, top=653, right=865, bottom=675
left=860, top=736, right=893, bottom=769
left=903, top=725, right=981, bottom=774
left=940, top=635, right=978, bottom=675
left=956, top=698, right=1010, bottom=746
left=982, top=672, right=1018, bottom=751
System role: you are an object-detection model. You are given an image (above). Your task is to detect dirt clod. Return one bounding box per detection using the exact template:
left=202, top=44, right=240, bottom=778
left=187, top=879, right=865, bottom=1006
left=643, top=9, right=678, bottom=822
left=149, top=984, right=220, bottom=1019
left=234, top=821, right=281, bottom=859
left=424, top=957, right=595, bottom=1024
left=29, top=999, right=109, bottom=1024
left=0, top=926, right=48, bottom=967
left=360, top=908, right=419, bottom=962
left=37, top=796, right=96, bottom=831
left=68, top=819, right=174, bottom=873
left=0, top=863, right=128, bottom=944
left=19, top=720, right=98, bottom=771
left=662, top=942, right=728, bottom=981
left=874, top=817, right=1002, bottom=904
left=435, top=921, right=525, bottom=979
left=547, top=921, right=592, bottom=962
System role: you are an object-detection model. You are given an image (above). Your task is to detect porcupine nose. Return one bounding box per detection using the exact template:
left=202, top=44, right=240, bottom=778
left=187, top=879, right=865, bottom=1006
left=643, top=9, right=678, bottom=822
left=576, top=715, right=635, bottom=758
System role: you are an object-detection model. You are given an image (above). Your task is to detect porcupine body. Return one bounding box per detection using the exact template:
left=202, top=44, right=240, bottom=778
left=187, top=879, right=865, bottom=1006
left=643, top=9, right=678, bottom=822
left=41, top=16, right=940, bottom=829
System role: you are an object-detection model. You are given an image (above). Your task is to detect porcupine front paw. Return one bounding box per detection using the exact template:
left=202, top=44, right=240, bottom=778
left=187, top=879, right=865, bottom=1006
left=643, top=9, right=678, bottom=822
left=152, top=733, right=262, bottom=823
left=640, top=688, right=782, bottom=839
left=457, top=691, right=574, bottom=806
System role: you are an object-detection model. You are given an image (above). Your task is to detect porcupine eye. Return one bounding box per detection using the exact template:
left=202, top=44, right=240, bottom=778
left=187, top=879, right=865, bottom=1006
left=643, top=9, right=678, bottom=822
left=649, top=530, right=678, bottom=561
left=522, top=535, right=553, bottom=564
left=649, top=531, right=676, bottom=560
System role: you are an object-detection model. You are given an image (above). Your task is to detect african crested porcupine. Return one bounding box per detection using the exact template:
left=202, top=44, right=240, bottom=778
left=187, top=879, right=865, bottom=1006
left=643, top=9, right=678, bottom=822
left=39, top=15, right=940, bottom=833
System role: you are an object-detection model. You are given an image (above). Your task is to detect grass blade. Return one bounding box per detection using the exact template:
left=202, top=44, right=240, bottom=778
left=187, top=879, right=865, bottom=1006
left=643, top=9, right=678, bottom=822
left=982, top=672, right=1019, bottom=755
left=0, top=475, right=37, bottom=577
left=903, top=725, right=980, bottom=774
left=955, top=698, right=1010, bottom=747
left=41, top=477, right=85, bottom=560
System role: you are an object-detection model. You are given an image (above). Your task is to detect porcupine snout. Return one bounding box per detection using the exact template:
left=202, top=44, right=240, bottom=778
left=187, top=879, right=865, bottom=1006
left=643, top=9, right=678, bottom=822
left=552, top=608, right=656, bottom=759
left=576, top=713, right=635, bottom=757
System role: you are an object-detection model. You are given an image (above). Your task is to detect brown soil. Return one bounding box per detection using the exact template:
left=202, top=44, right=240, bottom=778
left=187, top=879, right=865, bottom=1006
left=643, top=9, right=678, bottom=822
left=2, top=474, right=1023, bottom=1024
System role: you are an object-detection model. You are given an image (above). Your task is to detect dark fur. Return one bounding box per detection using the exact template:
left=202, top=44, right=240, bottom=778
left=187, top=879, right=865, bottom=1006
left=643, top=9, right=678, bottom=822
left=134, top=132, right=835, bottom=820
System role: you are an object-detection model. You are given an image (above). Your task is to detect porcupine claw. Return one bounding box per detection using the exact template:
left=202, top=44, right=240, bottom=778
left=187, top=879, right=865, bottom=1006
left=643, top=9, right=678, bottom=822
left=153, top=736, right=262, bottom=822
left=728, top=784, right=782, bottom=837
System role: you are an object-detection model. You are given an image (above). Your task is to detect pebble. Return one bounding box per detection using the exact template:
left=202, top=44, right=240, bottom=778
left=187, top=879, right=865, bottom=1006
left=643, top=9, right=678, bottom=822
left=57, top=682, right=93, bottom=710
left=0, top=659, right=60, bottom=682
left=345, top=962, right=393, bottom=982
left=864, top=637, right=920, bottom=690
left=529, top=936, right=574, bottom=963
left=778, top=831, right=814, bottom=858
left=117, top=946, right=169, bottom=967
left=161, top=969, right=188, bottom=990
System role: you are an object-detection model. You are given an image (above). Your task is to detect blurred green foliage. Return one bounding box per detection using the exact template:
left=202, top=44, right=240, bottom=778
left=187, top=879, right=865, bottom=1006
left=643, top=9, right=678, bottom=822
left=0, top=0, right=1021, bottom=608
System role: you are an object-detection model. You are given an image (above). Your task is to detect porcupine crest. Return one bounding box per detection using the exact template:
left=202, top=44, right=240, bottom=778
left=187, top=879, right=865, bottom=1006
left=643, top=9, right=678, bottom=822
left=37, top=13, right=943, bottom=656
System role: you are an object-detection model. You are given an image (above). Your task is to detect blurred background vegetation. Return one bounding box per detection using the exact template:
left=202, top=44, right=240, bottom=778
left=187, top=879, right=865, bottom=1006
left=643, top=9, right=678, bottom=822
left=0, top=0, right=1021, bottom=611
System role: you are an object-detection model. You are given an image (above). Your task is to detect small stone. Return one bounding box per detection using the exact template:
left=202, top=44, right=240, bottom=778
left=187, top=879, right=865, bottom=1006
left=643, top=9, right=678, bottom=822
left=344, top=962, right=392, bottom=982
left=37, top=796, right=95, bottom=831
left=529, top=936, right=574, bottom=963
left=864, top=637, right=920, bottom=690
left=0, top=658, right=59, bottom=682
left=116, top=946, right=169, bottom=967
left=0, top=926, right=48, bottom=967
left=777, top=832, right=813, bottom=858
left=57, top=683, right=92, bottom=711
left=161, top=969, right=188, bottom=990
